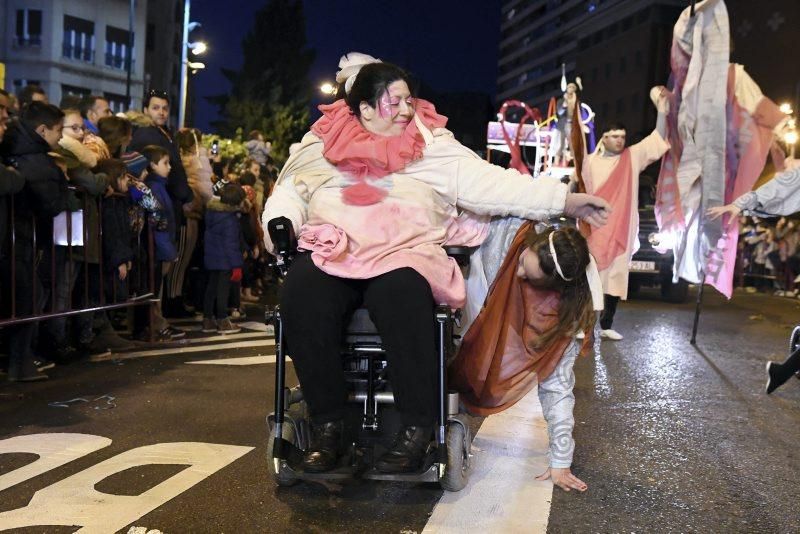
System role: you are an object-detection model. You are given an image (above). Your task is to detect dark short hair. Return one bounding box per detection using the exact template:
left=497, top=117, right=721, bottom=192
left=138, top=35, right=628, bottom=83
left=220, top=182, right=246, bottom=206
left=0, top=89, right=9, bottom=98
left=98, top=116, right=133, bottom=156
left=20, top=101, right=64, bottom=130
left=141, top=144, right=170, bottom=166
left=78, top=95, right=107, bottom=118
left=59, top=93, right=83, bottom=110
left=248, top=129, right=262, bottom=140
left=94, top=158, right=127, bottom=184
left=239, top=171, right=256, bottom=186
left=338, top=62, right=414, bottom=118
left=599, top=121, right=627, bottom=135
left=18, top=84, right=47, bottom=109
left=143, top=89, right=170, bottom=109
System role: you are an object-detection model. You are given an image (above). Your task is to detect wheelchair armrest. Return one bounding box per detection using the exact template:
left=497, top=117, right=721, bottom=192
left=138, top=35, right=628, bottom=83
left=444, top=245, right=476, bottom=267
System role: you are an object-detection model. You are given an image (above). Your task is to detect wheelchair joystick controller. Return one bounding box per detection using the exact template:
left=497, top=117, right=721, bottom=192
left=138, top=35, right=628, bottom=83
left=267, top=216, right=297, bottom=278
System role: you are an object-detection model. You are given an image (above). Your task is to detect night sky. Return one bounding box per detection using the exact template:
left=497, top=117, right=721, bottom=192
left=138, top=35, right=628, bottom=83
left=190, top=0, right=502, bottom=132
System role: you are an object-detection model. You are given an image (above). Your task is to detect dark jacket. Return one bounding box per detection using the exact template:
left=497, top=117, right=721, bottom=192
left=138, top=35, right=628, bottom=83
left=0, top=165, right=25, bottom=259
left=144, top=173, right=177, bottom=262
left=130, top=122, right=193, bottom=207
left=102, top=193, right=134, bottom=271
left=204, top=198, right=243, bottom=271
left=0, top=121, right=79, bottom=253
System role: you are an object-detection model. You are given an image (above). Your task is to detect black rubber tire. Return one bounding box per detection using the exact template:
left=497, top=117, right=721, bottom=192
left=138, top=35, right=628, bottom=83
left=266, top=419, right=299, bottom=487
left=440, top=422, right=470, bottom=492
left=789, top=325, right=800, bottom=354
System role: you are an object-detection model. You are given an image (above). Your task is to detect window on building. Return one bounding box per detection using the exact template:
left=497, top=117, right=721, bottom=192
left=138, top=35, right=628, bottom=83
left=616, top=97, right=625, bottom=114
left=61, top=84, right=91, bottom=98
left=15, top=9, right=43, bottom=46
left=63, top=15, right=95, bottom=62
left=13, top=79, right=41, bottom=93
left=631, top=92, right=640, bottom=110
left=591, top=67, right=598, bottom=82
left=635, top=50, right=643, bottom=67
left=619, top=56, right=627, bottom=74
left=105, top=26, right=134, bottom=70
left=605, top=62, right=612, bottom=79
left=622, top=16, right=633, bottom=32
left=601, top=102, right=609, bottom=117
left=104, top=92, right=129, bottom=114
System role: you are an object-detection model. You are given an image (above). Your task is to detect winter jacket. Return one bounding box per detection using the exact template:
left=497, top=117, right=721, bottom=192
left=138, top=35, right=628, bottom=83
left=144, top=173, right=177, bottom=262
left=245, top=139, right=270, bottom=165
left=0, top=120, right=80, bottom=253
left=0, top=165, right=25, bottom=259
left=57, top=136, right=109, bottom=263
left=204, top=198, right=243, bottom=270
left=102, top=193, right=134, bottom=271
left=129, top=116, right=193, bottom=209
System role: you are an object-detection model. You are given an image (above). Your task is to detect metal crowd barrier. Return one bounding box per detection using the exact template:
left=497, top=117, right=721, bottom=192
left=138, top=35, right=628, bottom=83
left=0, top=187, right=158, bottom=343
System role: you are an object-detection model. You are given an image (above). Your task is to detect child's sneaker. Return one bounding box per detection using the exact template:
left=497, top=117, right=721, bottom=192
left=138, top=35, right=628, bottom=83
left=217, top=318, right=241, bottom=334
left=201, top=318, right=217, bottom=333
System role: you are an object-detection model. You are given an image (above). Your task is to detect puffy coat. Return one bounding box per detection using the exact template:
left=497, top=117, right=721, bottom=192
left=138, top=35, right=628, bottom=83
left=204, top=198, right=243, bottom=270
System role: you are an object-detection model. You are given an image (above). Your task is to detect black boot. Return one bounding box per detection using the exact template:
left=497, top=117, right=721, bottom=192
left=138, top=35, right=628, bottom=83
left=766, top=361, right=792, bottom=394
left=302, top=420, right=343, bottom=473
left=375, top=425, right=432, bottom=474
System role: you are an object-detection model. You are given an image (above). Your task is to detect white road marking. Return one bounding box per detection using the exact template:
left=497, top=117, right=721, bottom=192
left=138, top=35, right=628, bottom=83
left=237, top=321, right=274, bottom=334
left=186, top=355, right=278, bottom=366
left=109, top=339, right=276, bottom=361
left=0, top=441, right=253, bottom=532
left=182, top=331, right=270, bottom=344
left=423, top=389, right=553, bottom=533
left=0, top=434, right=112, bottom=492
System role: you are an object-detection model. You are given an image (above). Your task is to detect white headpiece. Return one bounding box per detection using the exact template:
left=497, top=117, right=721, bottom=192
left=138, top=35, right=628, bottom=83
left=548, top=230, right=605, bottom=311
left=336, top=52, right=382, bottom=95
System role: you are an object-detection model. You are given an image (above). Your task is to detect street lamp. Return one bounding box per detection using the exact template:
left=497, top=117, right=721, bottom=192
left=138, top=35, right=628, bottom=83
left=178, top=0, right=207, bottom=128
left=779, top=102, right=793, bottom=115
left=320, top=82, right=336, bottom=96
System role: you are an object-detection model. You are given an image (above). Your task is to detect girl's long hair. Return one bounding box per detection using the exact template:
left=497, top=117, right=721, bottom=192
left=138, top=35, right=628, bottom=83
left=524, top=225, right=595, bottom=348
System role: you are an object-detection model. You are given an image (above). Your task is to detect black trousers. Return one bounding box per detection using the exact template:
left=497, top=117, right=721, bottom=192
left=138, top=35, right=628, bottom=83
left=204, top=269, right=231, bottom=319
left=280, top=254, right=438, bottom=427
left=600, top=294, right=621, bottom=329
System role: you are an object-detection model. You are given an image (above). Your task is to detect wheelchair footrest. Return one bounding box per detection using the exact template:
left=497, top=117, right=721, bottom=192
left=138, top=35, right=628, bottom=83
left=361, top=463, right=440, bottom=483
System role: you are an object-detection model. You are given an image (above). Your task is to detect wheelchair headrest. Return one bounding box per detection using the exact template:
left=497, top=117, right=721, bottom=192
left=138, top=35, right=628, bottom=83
left=267, top=217, right=297, bottom=257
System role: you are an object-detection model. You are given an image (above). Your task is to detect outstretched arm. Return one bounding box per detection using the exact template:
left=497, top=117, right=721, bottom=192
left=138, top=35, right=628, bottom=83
left=535, top=342, right=588, bottom=492
left=708, top=164, right=800, bottom=220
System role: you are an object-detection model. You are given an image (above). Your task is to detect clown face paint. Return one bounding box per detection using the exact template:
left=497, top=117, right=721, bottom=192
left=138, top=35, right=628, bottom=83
left=361, top=80, right=415, bottom=137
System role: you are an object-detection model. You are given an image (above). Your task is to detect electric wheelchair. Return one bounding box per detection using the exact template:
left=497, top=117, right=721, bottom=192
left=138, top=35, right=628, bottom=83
left=265, top=217, right=473, bottom=491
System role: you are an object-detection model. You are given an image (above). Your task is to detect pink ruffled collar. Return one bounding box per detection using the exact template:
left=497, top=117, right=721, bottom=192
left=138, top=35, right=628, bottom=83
left=310, top=98, right=448, bottom=205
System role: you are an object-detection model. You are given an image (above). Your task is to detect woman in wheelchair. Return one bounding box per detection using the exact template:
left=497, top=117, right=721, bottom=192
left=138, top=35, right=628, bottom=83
left=262, top=53, right=610, bottom=474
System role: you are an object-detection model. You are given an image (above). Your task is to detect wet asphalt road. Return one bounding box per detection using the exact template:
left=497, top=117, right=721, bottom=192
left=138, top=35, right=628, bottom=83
left=548, top=287, right=800, bottom=533
left=0, top=288, right=798, bottom=533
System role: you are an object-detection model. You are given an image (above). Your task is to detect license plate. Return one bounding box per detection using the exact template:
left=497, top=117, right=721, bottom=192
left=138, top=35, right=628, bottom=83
left=630, top=261, right=656, bottom=272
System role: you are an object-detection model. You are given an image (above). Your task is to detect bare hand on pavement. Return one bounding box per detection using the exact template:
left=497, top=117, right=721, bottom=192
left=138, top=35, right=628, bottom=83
left=536, top=467, right=588, bottom=492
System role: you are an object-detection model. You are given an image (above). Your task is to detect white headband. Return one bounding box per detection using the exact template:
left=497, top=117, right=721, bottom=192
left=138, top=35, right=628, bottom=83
left=335, top=52, right=381, bottom=95
left=548, top=230, right=605, bottom=311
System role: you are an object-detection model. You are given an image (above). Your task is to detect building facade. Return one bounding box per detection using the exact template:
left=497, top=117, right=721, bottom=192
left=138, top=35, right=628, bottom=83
left=0, top=0, right=148, bottom=111
left=143, top=0, right=183, bottom=125
left=498, top=0, right=685, bottom=141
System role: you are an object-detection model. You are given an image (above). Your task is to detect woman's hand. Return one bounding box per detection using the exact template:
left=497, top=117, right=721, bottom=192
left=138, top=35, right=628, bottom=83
left=536, top=467, right=588, bottom=492
left=118, top=263, right=128, bottom=281
left=564, top=193, right=612, bottom=227
left=706, top=204, right=741, bottom=221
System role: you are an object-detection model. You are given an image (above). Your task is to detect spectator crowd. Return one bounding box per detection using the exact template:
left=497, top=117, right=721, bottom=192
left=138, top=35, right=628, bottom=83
left=0, top=84, right=278, bottom=382
left=738, top=215, right=800, bottom=295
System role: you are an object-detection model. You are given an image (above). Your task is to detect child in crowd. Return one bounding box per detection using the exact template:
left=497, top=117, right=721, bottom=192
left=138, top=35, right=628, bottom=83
left=94, top=158, right=134, bottom=302
left=137, top=144, right=184, bottom=340
left=202, top=183, right=245, bottom=334
left=236, top=171, right=263, bottom=303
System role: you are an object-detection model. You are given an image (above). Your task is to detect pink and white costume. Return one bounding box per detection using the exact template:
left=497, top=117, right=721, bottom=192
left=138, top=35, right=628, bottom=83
left=262, top=99, right=570, bottom=308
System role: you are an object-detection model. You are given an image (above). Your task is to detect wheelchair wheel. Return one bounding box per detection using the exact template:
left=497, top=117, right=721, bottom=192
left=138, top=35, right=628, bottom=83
left=789, top=326, right=800, bottom=354
left=267, top=419, right=299, bottom=487
left=440, top=421, right=471, bottom=492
